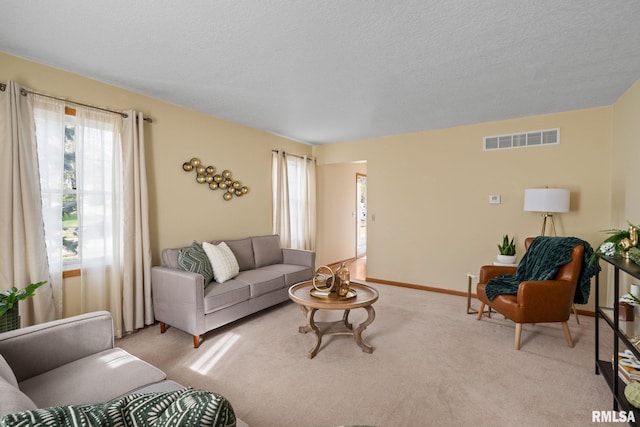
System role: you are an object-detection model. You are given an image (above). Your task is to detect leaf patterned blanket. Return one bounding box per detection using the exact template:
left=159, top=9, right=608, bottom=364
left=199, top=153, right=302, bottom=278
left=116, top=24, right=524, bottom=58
left=485, top=236, right=599, bottom=304
left=0, top=388, right=236, bottom=427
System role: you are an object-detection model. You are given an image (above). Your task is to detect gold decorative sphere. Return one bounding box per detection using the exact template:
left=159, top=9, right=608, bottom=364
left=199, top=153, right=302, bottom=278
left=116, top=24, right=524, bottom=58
left=213, top=174, right=223, bottom=183
left=232, top=181, right=241, bottom=189
left=218, top=182, right=227, bottom=189
left=182, top=162, right=193, bottom=171
left=209, top=182, right=218, bottom=190
left=227, top=187, right=234, bottom=193
left=241, top=186, right=249, bottom=194
left=206, top=166, right=216, bottom=175
left=205, top=175, right=214, bottom=183
left=225, top=179, right=232, bottom=187
left=223, top=192, right=232, bottom=201
left=190, top=158, right=201, bottom=167
left=235, top=189, right=242, bottom=196
left=196, top=165, right=206, bottom=174
left=196, top=175, right=206, bottom=184
left=222, top=170, right=232, bottom=179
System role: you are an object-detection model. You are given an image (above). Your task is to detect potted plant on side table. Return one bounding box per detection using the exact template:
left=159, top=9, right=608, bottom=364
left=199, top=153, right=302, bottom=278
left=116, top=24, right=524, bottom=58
left=496, top=234, right=517, bottom=265
left=0, top=281, right=47, bottom=333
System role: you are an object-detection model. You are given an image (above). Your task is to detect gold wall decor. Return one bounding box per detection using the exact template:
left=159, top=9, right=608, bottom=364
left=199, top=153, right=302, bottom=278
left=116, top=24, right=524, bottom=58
left=182, top=157, right=249, bottom=201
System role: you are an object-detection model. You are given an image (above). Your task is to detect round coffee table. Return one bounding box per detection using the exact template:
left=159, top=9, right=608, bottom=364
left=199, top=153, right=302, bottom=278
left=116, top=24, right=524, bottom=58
left=288, top=280, right=379, bottom=359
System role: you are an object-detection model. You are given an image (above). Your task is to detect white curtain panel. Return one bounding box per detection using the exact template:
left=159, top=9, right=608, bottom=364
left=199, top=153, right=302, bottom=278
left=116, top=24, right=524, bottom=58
left=271, top=151, right=316, bottom=251
left=0, top=82, right=56, bottom=325
left=32, top=94, right=65, bottom=319
left=121, top=111, right=154, bottom=333
left=272, top=151, right=291, bottom=247
left=74, top=107, right=125, bottom=334
left=304, top=156, right=317, bottom=251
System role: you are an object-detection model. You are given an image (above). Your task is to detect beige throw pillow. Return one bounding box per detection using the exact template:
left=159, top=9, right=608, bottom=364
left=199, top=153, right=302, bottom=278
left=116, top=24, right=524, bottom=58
left=202, top=242, right=240, bottom=283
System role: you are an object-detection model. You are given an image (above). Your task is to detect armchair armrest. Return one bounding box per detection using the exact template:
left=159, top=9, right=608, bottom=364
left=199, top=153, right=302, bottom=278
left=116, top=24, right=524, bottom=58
left=517, top=280, right=575, bottom=321
left=0, top=311, right=114, bottom=382
left=282, top=248, right=316, bottom=268
left=151, top=266, right=206, bottom=336
left=478, top=265, right=517, bottom=284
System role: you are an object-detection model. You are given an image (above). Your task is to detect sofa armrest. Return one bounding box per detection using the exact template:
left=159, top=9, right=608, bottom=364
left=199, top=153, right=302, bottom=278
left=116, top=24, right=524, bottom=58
left=0, top=311, right=114, bottom=382
left=151, top=266, right=206, bottom=336
left=282, top=248, right=316, bottom=268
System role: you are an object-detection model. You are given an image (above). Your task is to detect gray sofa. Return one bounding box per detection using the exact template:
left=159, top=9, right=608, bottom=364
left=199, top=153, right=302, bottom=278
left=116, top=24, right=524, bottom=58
left=0, top=311, right=248, bottom=426
left=151, top=234, right=315, bottom=348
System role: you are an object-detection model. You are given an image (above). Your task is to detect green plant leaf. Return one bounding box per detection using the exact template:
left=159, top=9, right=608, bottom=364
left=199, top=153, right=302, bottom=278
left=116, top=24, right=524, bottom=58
left=0, top=281, right=47, bottom=317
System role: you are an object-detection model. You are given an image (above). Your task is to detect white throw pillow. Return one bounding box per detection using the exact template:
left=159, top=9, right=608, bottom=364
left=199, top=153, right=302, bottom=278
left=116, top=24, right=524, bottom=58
left=202, top=241, right=240, bottom=284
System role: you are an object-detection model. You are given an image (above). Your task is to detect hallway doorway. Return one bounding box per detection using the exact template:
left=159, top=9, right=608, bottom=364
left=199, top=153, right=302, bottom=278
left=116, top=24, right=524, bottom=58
left=356, top=173, right=367, bottom=257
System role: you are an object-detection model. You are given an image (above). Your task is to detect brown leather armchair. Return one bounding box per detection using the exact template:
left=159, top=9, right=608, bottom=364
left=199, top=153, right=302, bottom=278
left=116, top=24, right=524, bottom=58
left=476, top=237, right=584, bottom=350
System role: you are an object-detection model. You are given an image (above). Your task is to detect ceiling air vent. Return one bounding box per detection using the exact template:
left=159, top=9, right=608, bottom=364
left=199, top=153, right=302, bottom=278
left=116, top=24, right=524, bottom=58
left=483, top=128, right=559, bottom=151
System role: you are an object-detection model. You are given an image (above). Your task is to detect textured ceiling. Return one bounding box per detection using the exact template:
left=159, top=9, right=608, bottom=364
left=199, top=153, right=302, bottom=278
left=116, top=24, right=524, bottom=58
left=2, top=1, right=640, bottom=145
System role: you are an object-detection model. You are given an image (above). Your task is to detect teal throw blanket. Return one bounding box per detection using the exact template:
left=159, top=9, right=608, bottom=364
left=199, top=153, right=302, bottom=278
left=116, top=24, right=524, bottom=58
left=0, top=388, right=236, bottom=427
left=485, top=236, right=599, bottom=304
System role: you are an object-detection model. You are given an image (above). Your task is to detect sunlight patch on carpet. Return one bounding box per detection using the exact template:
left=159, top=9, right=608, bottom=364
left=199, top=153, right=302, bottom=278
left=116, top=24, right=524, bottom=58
left=188, top=332, right=240, bottom=374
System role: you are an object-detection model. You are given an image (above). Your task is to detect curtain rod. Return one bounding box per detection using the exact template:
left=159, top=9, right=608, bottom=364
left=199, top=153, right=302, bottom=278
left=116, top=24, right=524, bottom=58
left=272, top=149, right=314, bottom=161
left=0, top=83, right=152, bottom=123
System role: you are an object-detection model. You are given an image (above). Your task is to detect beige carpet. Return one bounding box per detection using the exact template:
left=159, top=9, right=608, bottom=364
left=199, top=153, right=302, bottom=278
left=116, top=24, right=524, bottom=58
left=117, top=284, right=617, bottom=427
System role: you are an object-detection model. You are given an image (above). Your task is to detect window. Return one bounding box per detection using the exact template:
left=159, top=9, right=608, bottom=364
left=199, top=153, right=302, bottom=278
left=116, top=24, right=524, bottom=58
left=34, top=100, right=121, bottom=274
left=62, top=110, right=79, bottom=269
left=271, top=151, right=316, bottom=251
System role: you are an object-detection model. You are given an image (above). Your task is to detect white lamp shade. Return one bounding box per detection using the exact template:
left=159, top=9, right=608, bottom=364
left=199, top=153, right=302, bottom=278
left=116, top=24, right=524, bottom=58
left=523, top=188, right=570, bottom=213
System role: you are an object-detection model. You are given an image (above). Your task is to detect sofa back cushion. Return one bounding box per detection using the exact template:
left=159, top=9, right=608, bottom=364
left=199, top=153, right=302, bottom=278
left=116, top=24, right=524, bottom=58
left=252, top=235, right=283, bottom=267
left=220, top=238, right=255, bottom=271
left=162, top=247, right=182, bottom=269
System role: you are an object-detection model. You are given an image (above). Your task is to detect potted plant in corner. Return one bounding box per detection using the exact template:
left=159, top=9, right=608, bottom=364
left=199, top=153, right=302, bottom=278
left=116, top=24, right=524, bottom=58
left=0, top=281, right=47, bottom=333
left=496, top=234, right=517, bottom=265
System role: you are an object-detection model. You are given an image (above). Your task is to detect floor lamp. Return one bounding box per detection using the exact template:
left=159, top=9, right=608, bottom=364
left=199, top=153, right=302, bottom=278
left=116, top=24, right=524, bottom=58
left=523, top=187, right=579, bottom=323
left=523, top=188, right=570, bottom=236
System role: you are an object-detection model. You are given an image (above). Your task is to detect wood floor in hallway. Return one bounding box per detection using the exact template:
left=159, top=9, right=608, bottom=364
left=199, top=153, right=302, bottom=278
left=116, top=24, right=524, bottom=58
left=328, top=256, right=366, bottom=281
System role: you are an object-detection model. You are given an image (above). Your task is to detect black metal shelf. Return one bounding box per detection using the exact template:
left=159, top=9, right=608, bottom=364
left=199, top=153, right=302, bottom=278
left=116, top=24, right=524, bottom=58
left=598, top=360, right=640, bottom=418
left=596, top=255, right=640, bottom=425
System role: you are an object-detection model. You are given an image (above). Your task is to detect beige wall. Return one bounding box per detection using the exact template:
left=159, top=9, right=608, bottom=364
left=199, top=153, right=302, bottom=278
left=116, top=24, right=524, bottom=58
left=1, top=51, right=312, bottom=317
left=4, top=50, right=639, bottom=316
left=315, top=107, right=613, bottom=310
left=316, top=162, right=367, bottom=266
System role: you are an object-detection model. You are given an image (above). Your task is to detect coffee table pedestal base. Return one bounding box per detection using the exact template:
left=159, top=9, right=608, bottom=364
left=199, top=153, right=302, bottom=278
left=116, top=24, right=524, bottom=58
left=297, top=305, right=375, bottom=359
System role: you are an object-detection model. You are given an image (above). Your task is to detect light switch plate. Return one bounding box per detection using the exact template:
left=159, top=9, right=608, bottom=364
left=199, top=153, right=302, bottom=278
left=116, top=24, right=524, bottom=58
left=489, top=195, right=501, bottom=204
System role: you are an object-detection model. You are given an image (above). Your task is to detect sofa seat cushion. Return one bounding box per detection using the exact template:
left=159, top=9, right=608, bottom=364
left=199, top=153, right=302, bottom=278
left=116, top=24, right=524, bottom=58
left=18, top=348, right=166, bottom=408
left=236, top=269, right=286, bottom=297
left=204, top=279, right=251, bottom=314
left=0, top=375, right=37, bottom=417
left=260, top=264, right=315, bottom=286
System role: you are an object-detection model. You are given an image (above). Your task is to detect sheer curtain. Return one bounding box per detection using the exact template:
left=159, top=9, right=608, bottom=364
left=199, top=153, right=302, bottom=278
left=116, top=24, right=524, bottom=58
left=74, top=107, right=126, bottom=334
left=32, top=94, right=66, bottom=319
left=272, top=151, right=316, bottom=250
left=0, top=82, right=56, bottom=325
